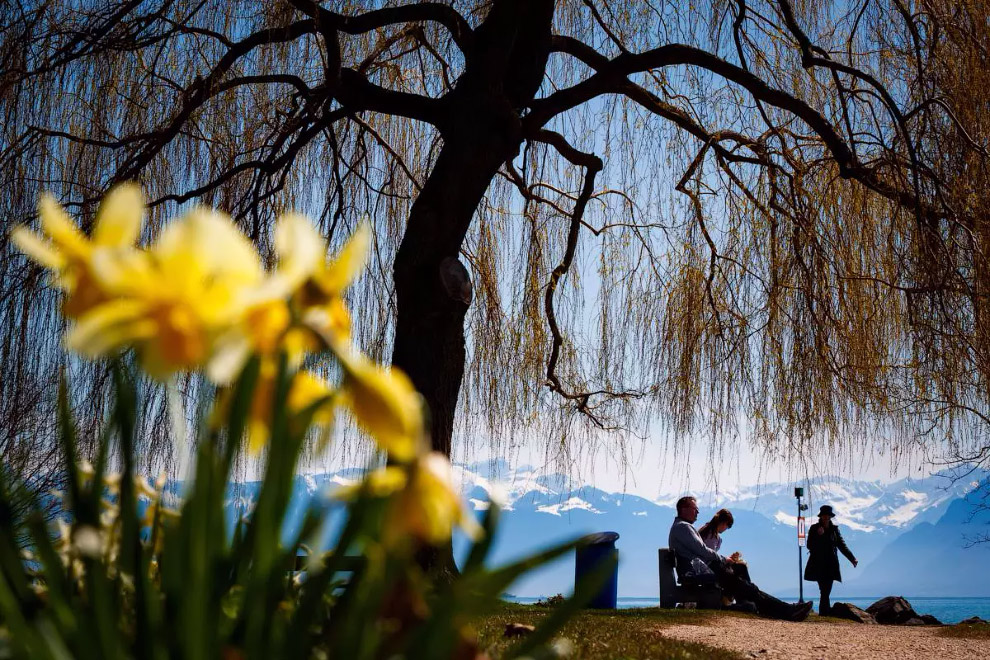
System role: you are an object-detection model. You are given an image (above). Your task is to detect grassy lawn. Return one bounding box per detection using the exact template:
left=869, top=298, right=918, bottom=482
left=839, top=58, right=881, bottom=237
left=939, top=622, right=990, bottom=640
left=474, top=604, right=746, bottom=659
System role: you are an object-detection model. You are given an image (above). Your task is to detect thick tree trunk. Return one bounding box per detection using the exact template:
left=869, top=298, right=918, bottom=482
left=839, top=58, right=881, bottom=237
left=391, top=0, right=555, bottom=457
left=390, top=115, right=514, bottom=583
left=389, top=0, right=555, bottom=579
left=391, top=137, right=510, bottom=455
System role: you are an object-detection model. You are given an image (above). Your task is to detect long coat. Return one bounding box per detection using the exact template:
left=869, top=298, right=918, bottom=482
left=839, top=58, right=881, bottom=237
left=804, top=522, right=856, bottom=582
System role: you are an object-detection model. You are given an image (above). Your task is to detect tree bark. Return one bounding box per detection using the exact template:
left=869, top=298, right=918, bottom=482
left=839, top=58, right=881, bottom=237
left=390, top=0, right=554, bottom=579
left=391, top=138, right=504, bottom=456
left=391, top=0, right=555, bottom=457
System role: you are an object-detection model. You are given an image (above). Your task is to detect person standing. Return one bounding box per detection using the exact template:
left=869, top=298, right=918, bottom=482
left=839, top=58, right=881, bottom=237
left=804, top=505, right=858, bottom=616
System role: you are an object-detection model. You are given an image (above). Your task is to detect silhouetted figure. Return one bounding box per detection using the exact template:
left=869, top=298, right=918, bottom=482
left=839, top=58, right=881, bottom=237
left=804, top=505, right=858, bottom=616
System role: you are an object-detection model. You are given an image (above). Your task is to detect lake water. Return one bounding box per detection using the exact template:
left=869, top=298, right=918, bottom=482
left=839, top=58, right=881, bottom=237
left=505, top=596, right=990, bottom=624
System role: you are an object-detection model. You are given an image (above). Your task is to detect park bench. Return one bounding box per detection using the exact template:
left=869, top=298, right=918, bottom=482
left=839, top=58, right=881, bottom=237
left=657, top=548, right=722, bottom=609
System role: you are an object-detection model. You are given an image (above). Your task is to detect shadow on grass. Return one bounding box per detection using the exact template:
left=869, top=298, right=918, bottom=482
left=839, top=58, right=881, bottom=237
left=939, top=622, right=990, bottom=640
left=801, top=613, right=864, bottom=625
left=475, top=603, right=747, bottom=659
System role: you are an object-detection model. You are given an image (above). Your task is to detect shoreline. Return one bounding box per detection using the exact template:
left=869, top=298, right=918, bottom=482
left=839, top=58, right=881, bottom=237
left=505, top=595, right=990, bottom=624
left=660, top=613, right=989, bottom=660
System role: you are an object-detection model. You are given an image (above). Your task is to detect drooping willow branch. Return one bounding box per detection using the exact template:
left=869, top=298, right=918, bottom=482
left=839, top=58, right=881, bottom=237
left=530, top=35, right=942, bottom=222
left=528, top=128, right=649, bottom=426
left=4, top=0, right=990, bottom=488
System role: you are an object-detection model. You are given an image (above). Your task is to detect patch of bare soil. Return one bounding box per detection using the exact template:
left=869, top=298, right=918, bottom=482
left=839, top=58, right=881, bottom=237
left=659, top=614, right=987, bottom=660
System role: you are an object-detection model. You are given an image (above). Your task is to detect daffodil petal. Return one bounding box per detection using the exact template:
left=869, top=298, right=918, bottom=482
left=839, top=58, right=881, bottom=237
left=186, top=209, right=263, bottom=283
left=152, top=208, right=262, bottom=301
left=93, top=183, right=143, bottom=247
left=397, top=452, right=468, bottom=545
left=11, top=227, right=65, bottom=269
left=244, top=215, right=325, bottom=306
left=275, top=213, right=324, bottom=287
left=89, top=248, right=155, bottom=296
left=288, top=371, right=335, bottom=423
left=152, top=217, right=203, bottom=291
left=318, top=223, right=370, bottom=294
left=282, top=327, right=319, bottom=369
left=206, top=334, right=251, bottom=385
left=66, top=300, right=154, bottom=357
left=247, top=419, right=269, bottom=456
left=134, top=475, right=157, bottom=499
left=39, top=195, right=88, bottom=258
left=332, top=343, right=423, bottom=462
left=332, top=466, right=407, bottom=500
left=71, top=320, right=156, bottom=358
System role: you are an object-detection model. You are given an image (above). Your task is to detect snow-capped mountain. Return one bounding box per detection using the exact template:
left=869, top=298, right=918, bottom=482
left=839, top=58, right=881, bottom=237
left=220, top=461, right=990, bottom=599
left=452, top=461, right=989, bottom=596
left=846, top=496, right=990, bottom=597
left=661, top=468, right=987, bottom=534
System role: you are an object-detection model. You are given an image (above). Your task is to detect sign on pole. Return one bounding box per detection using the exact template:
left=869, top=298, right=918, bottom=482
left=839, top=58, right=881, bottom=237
left=795, top=487, right=808, bottom=603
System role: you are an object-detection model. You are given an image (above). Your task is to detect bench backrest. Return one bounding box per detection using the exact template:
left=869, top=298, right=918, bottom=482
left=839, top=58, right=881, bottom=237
left=658, top=548, right=679, bottom=607
left=658, top=548, right=678, bottom=591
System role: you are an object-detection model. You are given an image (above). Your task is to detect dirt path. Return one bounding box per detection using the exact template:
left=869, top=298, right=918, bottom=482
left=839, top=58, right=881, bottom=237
left=660, top=615, right=985, bottom=660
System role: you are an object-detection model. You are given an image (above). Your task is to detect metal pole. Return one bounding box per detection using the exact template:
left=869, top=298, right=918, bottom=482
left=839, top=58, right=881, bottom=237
left=794, top=486, right=807, bottom=603
left=797, top=494, right=803, bottom=603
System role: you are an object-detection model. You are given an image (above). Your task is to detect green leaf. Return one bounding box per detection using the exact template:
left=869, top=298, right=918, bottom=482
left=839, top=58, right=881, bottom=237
left=506, top=551, right=617, bottom=658
left=461, top=502, right=500, bottom=574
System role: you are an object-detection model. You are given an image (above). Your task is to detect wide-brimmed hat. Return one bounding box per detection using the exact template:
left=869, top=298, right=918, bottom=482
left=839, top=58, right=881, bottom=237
left=818, top=505, right=836, bottom=518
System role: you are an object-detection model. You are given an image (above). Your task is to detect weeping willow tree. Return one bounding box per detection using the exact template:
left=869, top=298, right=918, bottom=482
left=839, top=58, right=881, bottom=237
left=1, top=0, right=989, bottom=490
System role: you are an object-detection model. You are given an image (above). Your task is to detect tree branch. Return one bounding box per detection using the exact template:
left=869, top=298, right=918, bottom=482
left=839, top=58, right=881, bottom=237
left=336, top=68, right=441, bottom=124
left=527, top=130, right=648, bottom=426
left=115, top=19, right=321, bottom=182
left=286, top=0, right=474, bottom=53
left=533, top=36, right=941, bottom=219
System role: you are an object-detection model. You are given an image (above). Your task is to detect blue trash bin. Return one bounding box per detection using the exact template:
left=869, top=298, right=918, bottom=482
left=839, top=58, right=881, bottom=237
left=574, top=531, right=619, bottom=609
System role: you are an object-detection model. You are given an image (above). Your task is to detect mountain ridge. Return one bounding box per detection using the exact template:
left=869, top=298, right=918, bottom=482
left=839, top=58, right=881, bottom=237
left=219, top=462, right=990, bottom=598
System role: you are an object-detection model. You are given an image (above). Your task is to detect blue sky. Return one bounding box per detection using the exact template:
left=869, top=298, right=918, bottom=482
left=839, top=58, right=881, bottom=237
left=456, top=429, right=930, bottom=500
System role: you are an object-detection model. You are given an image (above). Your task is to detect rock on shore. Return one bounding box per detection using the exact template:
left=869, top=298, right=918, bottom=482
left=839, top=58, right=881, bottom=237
left=864, top=596, right=941, bottom=625
left=829, top=602, right=876, bottom=624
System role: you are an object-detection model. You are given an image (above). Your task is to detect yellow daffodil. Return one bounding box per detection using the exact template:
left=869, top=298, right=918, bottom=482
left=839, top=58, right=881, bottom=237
left=11, top=184, right=144, bottom=318
left=295, top=222, right=370, bottom=344
left=138, top=473, right=177, bottom=552
left=384, top=452, right=481, bottom=546
left=208, top=299, right=289, bottom=384
left=262, top=219, right=419, bottom=460
left=207, top=214, right=326, bottom=383
left=330, top=454, right=481, bottom=546
left=271, top=213, right=328, bottom=298
left=331, top=465, right=407, bottom=500
left=208, top=218, right=369, bottom=385
left=300, top=222, right=370, bottom=306
left=287, top=370, right=336, bottom=426
left=207, top=301, right=322, bottom=385
left=135, top=473, right=166, bottom=500
left=329, top=341, right=424, bottom=463
left=67, top=208, right=263, bottom=379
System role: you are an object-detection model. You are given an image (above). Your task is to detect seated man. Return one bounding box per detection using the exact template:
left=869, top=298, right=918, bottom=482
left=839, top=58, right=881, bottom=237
left=669, top=495, right=812, bottom=621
